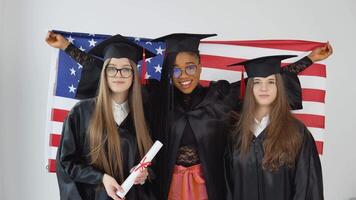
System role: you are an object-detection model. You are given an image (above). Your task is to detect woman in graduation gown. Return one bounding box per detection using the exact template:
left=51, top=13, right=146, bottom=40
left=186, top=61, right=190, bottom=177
left=224, top=55, right=324, bottom=200
left=46, top=31, right=332, bottom=200
left=53, top=34, right=156, bottom=200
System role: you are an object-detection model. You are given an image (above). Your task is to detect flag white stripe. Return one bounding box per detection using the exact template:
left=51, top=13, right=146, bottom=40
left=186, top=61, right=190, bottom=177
left=49, top=146, right=58, bottom=160
left=52, top=121, right=63, bottom=134
left=307, top=127, right=324, bottom=142
left=52, top=96, right=78, bottom=111
left=298, top=76, right=326, bottom=90
left=53, top=96, right=79, bottom=111
left=292, top=102, right=325, bottom=116
left=201, top=68, right=242, bottom=82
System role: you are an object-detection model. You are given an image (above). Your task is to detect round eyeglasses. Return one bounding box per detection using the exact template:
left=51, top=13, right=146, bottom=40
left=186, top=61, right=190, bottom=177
left=106, top=66, right=133, bottom=78
left=173, top=65, right=197, bottom=78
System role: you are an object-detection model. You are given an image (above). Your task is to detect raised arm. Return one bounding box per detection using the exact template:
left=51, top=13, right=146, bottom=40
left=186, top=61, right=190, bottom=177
left=283, top=42, right=333, bottom=74
left=46, top=31, right=103, bottom=98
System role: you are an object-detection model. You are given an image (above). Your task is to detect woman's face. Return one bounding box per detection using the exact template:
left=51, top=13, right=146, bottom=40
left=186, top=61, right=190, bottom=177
left=253, top=74, right=277, bottom=107
left=172, top=52, right=202, bottom=94
left=105, top=58, right=133, bottom=95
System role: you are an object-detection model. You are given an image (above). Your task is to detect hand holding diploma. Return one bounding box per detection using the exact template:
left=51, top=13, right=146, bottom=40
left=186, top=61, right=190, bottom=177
left=131, top=166, right=149, bottom=185
left=102, top=174, right=125, bottom=200
left=116, top=140, right=163, bottom=198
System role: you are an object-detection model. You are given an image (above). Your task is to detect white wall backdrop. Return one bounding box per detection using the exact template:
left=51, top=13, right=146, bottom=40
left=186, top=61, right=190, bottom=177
left=0, top=0, right=355, bottom=199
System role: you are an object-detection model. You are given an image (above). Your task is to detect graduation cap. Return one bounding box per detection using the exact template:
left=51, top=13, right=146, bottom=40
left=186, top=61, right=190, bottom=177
left=88, top=34, right=156, bottom=85
left=228, top=55, right=297, bottom=77
left=228, top=55, right=298, bottom=100
left=89, top=34, right=156, bottom=64
left=151, top=33, right=217, bottom=54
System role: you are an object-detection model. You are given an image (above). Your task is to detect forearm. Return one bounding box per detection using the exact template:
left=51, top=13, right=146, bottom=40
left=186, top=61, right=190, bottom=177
left=64, top=43, right=103, bottom=69
left=283, top=56, right=313, bottom=74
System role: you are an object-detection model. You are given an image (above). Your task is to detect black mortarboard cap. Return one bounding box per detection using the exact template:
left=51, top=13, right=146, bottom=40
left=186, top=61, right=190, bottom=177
left=228, top=55, right=297, bottom=78
left=89, top=34, right=155, bottom=63
left=151, top=33, right=217, bottom=54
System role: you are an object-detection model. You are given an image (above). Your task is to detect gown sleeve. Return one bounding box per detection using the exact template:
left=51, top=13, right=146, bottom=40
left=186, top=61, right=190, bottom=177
left=56, top=106, right=104, bottom=185
left=293, top=126, right=324, bottom=200
left=282, top=56, right=313, bottom=74
left=64, top=43, right=104, bottom=99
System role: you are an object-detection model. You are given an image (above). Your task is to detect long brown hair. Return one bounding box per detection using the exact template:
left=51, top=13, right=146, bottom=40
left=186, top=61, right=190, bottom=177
left=88, top=59, right=152, bottom=181
left=233, top=74, right=302, bottom=171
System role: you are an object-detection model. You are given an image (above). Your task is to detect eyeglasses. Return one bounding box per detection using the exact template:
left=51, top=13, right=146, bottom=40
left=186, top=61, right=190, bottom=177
left=106, top=66, right=133, bottom=78
left=173, top=65, right=197, bottom=78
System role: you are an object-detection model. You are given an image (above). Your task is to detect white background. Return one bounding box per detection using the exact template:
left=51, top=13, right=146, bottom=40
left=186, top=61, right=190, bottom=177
left=0, top=0, right=355, bottom=199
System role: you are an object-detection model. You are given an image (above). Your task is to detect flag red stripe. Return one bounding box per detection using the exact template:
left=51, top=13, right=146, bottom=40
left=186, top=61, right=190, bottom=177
left=199, top=80, right=210, bottom=87
left=293, top=114, right=325, bottom=129
left=52, top=108, right=69, bottom=122
left=50, top=133, right=61, bottom=147
left=315, top=141, right=324, bottom=155
left=201, top=55, right=244, bottom=71
left=201, top=55, right=326, bottom=77
left=302, top=89, right=325, bottom=103
left=202, top=40, right=325, bottom=52
left=48, top=159, right=56, bottom=172
left=297, top=63, right=326, bottom=77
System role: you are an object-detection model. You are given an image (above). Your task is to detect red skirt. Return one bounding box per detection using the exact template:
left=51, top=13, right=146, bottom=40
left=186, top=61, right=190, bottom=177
left=168, top=164, right=208, bottom=200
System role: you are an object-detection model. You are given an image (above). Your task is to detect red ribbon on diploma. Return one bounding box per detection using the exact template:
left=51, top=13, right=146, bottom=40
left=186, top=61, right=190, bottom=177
left=134, top=156, right=152, bottom=172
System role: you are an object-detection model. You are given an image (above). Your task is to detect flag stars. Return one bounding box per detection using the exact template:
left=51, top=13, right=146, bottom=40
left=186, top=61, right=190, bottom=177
left=155, top=46, right=165, bottom=55
left=88, top=38, right=97, bottom=47
left=68, top=84, right=76, bottom=93
left=154, top=64, right=162, bottom=73
left=145, top=72, right=151, bottom=79
left=145, top=58, right=152, bottom=63
left=134, top=37, right=140, bottom=42
left=145, top=41, right=152, bottom=45
left=69, top=67, right=76, bottom=75
left=79, top=46, right=86, bottom=51
left=78, top=63, right=83, bottom=69
left=67, top=36, right=75, bottom=44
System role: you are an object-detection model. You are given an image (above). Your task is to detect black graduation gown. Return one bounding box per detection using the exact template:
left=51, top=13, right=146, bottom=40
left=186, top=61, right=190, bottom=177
left=56, top=98, right=155, bottom=200
left=224, top=121, right=324, bottom=200
left=151, top=81, right=240, bottom=200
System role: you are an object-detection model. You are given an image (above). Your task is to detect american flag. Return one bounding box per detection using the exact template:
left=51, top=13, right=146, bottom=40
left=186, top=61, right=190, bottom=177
left=45, top=30, right=326, bottom=173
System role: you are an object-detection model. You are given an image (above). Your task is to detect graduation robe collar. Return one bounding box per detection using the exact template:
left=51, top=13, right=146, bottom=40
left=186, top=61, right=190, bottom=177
left=174, top=84, right=206, bottom=111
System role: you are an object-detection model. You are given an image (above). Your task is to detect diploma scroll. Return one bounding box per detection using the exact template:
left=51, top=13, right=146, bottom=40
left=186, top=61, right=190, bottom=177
left=116, top=140, right=163, bottom=198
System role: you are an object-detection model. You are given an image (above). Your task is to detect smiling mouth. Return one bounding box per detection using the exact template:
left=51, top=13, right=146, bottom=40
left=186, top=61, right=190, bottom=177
left=179, top=80, right=192, bottom=89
